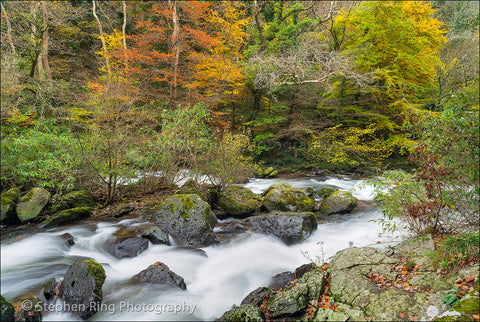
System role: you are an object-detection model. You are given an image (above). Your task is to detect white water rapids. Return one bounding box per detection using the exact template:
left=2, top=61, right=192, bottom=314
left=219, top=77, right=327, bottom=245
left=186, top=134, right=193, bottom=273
left=1, top=175, right=409, bottom=321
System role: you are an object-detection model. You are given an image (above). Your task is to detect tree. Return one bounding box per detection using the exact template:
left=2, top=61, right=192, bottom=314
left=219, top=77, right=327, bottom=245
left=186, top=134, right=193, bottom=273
left=339, top=1, right=447, bottom=101
left=187, top=0, right=250, bottom=127
left=127, top=1, right=217, bottom=105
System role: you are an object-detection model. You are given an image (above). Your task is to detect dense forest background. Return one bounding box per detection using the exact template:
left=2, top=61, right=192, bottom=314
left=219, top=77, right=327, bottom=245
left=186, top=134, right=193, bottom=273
left=1, top=0, right=478, bottom=208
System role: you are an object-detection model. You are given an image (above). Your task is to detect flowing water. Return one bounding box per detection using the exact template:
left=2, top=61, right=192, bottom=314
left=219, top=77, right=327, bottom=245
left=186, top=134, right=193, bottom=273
left=1, top=175, right=409, bottom=321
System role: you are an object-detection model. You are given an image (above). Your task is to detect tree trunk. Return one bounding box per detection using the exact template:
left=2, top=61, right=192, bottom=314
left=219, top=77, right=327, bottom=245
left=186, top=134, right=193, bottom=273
left=92, top=0, right=111, bottom=78
left=1, top=3, right=16, bottom=55
left=41, top=1, right=52, bottom=81
left=29, top=2, right=41, bottom=78
left=169, top=0, right=180, bottom=100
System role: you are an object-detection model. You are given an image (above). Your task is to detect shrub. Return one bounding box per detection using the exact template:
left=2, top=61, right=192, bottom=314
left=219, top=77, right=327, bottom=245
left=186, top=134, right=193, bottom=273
left=0, top=126, right=76, bottom=192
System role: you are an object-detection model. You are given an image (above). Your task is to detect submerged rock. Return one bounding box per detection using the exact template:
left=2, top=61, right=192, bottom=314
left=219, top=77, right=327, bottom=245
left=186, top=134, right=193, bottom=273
left=217, top=185, right=261, bottom=217
left=59, top=259, right=106, bottom=320
left=244, top=211, right=317, bottom=245
left=320, top=190, right=357, bottom=215
left=1, top=188, right=20, bottom=225
left=262, top=183, right=314, bottom=212
left=133, top=262, right=186, bottom=290
left=151, top=194, right=218, bottom=248
left=16, top=188, right=51, bottom=223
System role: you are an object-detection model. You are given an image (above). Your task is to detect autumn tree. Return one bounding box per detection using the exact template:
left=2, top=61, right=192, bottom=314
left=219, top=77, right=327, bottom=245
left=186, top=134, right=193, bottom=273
left=128, top=1, right=217, bottom=105
left=339, top=1, right=446, bottom=102
left=187, top=0, right=250, bottom=127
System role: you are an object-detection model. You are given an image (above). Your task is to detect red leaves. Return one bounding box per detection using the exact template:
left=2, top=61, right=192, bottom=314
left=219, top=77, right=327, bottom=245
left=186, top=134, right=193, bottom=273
left=154, top=261, right=165, bottom=267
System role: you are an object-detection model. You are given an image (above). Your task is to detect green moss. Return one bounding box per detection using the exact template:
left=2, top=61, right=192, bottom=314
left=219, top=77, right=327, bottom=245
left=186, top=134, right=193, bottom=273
left=84, top=259, right=106, bottom=300
left=1, top=188, right=20, bottom=205
left=19, top=189, right=35, bottom=203
left=169, top=202, right=176, bottom=213
left=181, top=195, right=194, bottom=210
left=43, top=207, right=92, bottom=228
left=180, top=211, right=190, bottom=219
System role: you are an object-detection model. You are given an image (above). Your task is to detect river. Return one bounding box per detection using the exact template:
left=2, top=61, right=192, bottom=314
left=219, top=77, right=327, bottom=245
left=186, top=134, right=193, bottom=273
left=1, top=175, right=409, bottom=321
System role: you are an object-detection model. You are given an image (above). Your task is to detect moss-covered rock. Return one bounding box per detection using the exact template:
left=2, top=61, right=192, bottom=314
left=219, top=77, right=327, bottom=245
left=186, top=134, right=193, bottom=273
left=0, top=295, right=15, bottom=322
left=219, top=304, right=264, bottom=322
left=0, top=188, right=20, bottom=225
left=267, top=269, right=326, bottom=317
left=50, top=190, right=95, bottom=214
left=328, top=246, right=437, bottom=321
left=16, top=188, right=51, bottom=223
left=316, top=187, right=336, bottom=199
left=244, top=212, right=317, bottom=245
left=433, top=284, right=480, bottom=321
left=262, top=182, right=314, bottom=212
left=42, top=207, right=92, bottom=228
left=217, top=185, right=261, bottom=216
left=320, top=190, right=357, bottom=215
left=152, top=194, right=218, bottom=248
left=59, top=259, right=106, bottom=320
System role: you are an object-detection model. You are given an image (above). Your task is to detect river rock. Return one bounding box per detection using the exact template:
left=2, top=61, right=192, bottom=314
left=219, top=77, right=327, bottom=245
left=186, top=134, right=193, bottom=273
left=50, top=190, right=95, bottom=214
left=244, top=211, right=317, bottom=245
left=138, top=226, right=170, bottom=245
left=328, top=246, right=433, bottom=321
left=16, top=188, right=51, bottom=223
left=133, top=262, right=186, bottom=290
left=262, top=183, right=314, bottom=212
left=316, top=187, right=336, bottom=198
left=217, top=185, right=261, bottom=217
left=42, top=277, right=59, bottom=301
left=267, top=269, right=326, bottom=317
left=113, top=206, right=135, bottom=218
left=151, top=194, right=219, bottom=248
left=59, top=259, right=106, bottom=320
left=105, top=237, right=149, bottom=258
left=269, top=271, right=295, bottom=290
left=320, top=190, right=357, bottom=215
left=0, top=295, right=15, bottom=322
left=241, top=287, right=271, bottom=306
left=1, top=188, right=20, bottom=225
left=42, top=207, right=92, bottom=228
left=59, top=233, right=75, bottom=247
left=219, top=304, right=264, bottom=322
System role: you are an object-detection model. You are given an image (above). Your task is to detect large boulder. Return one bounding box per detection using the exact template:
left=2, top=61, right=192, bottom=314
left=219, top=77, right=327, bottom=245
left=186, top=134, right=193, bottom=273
left=262, top=183, right=314, bottom=212
left=1, top=188, right=20, bottom=225
left=328, top=246, right=433, bottom=321
left=42, top=207, right=92, bottom=228
left=59, top=259, right=106, bottom=320
left=50, top=190, right=95, bottom=214
left=151, top=194, right=219, bottom=248
left=16, top=188, right=51, bottom=223
left=320, top=190, right=357, bottom=215
left=217, top=185, right=261, bottom=216
left=133, top=262, right=186, bottom=290
left=0, top=295, right=15, bottom=322
left=244, top=212, right=317, bottom=245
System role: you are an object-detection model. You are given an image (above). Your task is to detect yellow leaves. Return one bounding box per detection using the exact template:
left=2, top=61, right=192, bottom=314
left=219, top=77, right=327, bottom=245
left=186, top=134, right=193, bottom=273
left=5, top=107, right=37, bottom=126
